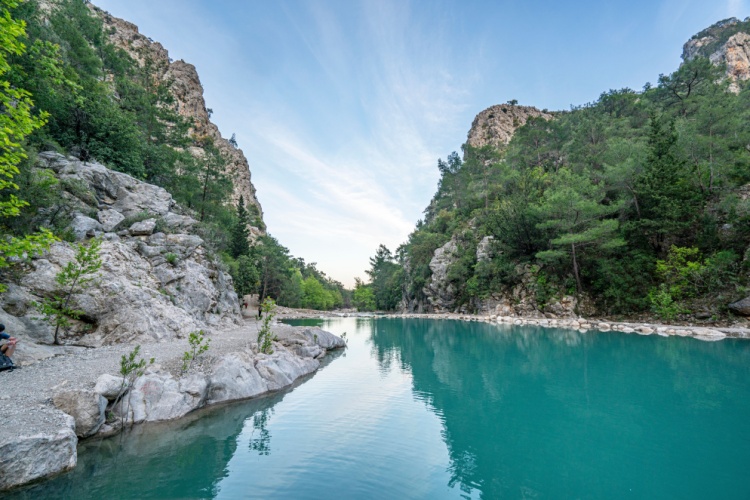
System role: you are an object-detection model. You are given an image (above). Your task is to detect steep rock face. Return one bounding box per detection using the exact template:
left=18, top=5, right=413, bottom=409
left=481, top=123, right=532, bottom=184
left=424, top=238, right=459, bottom=312
left=1, top=152, right=241, bottom=350
left=91, top=4, right=264, bottom=236
left=466, top=104, right=553, bottom=153
left=683, top=17, right=750, bottom=92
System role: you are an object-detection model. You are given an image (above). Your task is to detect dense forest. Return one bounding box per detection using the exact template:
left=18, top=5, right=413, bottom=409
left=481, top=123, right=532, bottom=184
left=360, top=26, right=750, bottom=319
left=0, top=0, right=349, bottom=309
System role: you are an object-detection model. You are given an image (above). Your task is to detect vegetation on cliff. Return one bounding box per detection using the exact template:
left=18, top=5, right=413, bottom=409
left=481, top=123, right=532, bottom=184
left=0, top=0, right=348, bottom=310
left=365, top=51, right=750, bottom=317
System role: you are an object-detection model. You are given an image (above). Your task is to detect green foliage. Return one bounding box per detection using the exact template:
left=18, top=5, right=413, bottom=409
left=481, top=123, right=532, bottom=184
left=181, top=330, right=210, bottom=373
left=389, top=51, right=750, bottom=317
left=352, top=278, right=376, bottom=311
left=0, top=0, right=57, bottom=289
left=165, top=252, right=178, bottom=266
left=115, top=344, right=154, bottom=427
left=648, top=284, right=687, bottom=320
left=36, top=237, right=102, bottom=344
left=365, top=244, right=403, bottom=311
left=119, top=344, right=153, bottom=379
left=230, top=196, right=251, bottom=258
left=257, top=297, right=277, bottom=354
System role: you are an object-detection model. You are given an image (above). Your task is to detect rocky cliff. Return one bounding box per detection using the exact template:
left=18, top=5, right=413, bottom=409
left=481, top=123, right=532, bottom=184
left=1, top=152, right=241, bottom=356
left=415, top=104, right=557, bottom=315
left=683, top=17, right=750, bottom=92
left=90, top=3, right=265, bottom=236
left=465, top=103, right=553, bottom=153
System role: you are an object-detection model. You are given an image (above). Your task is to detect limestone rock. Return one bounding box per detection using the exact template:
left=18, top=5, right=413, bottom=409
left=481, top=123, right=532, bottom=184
left=207, top=352, right=269, bottom=404
left=729, top=296, right=750, bottom=316
left=466, top=104, right=553, bottom=152
left=129, top=218, right=157, bottom=236
left=97, top=209, right=125, bottom=232
left=0, top=414, right=77, bottom=490
left=94, top=374, right=129, bottom=399
left=52, top=390, right=107, bottom=438
left=70, top=214, right=103, bottom=240
left=119, top=372, right=207, bottom=424
left=11, top=153, right=243, bottom=345
left=424, top=238, right=459, bottom=312
left=299, top=327, right=347, bottom=349
left=682, top=18, right=750, bottom=92
left=476, top=236, right=494, bottom=263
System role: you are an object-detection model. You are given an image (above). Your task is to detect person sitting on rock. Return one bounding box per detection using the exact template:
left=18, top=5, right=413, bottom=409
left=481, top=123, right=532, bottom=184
left=0, top=324, right=17, bottom=360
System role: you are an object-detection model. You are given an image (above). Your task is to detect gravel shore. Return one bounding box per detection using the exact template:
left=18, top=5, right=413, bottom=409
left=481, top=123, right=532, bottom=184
left=0, top=318, right=298, bottom=446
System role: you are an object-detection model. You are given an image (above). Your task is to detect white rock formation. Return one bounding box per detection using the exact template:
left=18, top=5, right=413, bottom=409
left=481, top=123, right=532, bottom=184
left=1, top=152, right=241, bottom=349
left=0, top=414, right=77, bottom=491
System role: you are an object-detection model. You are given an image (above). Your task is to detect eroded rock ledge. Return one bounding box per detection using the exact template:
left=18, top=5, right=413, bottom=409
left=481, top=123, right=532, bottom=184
left=0, top=323, right=345, bottom=492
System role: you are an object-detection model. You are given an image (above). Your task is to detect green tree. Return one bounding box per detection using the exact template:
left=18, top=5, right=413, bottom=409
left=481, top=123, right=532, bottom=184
left=631, top=115, right=700, bottom=255
left=352, top=278, right=376, bottom=311
left=0, top=0, right=56, bottom=290
left=233, top=254, right=259, bottom=298
left=230, top=195, right=251, bottom=258
left=535, top=168, right=625, bottom=294
left=36, top=237, right=102, bottom=344
left=366, top=244, right=403, bottom=310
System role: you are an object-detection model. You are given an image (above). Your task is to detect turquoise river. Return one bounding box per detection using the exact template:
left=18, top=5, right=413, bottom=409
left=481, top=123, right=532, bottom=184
left=8, top=318, right=750, bottom=499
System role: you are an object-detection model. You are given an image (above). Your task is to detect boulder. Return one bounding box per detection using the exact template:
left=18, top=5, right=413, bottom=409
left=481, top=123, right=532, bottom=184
left=207, top=352, right=268, bottom=404
left=97, top=209, right=125, bottom=232
left=0, top=414, right=77, bottom=490
left=300, top=327, right=347, bottom=349
left=728, top=296, right=750, bottom=316
left=255, top=350, right=319, bottom=391
left=70, top=214, right=103, bottom=240
left=129, top=218, right=157, bottom=236
left=118, top=371, right=207, bottom=424
left=52, top=389, right=107, bottom=438
left=94, top=374, right=129, bottom=400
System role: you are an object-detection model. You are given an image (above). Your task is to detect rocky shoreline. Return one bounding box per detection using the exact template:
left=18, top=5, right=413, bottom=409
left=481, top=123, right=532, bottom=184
left=277, top=308, right=750, bottom=341
left=0, top=320, right=345, bottom=492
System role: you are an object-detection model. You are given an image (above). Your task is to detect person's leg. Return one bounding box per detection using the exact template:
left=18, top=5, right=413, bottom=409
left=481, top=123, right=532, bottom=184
left=2, top=343, right=15, bottom=358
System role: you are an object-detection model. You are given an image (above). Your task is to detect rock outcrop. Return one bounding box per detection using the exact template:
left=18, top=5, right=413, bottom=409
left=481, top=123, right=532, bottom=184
left=466, top=104, right=553, bottom=153
left=421, top=236, right=589, bottom=317
left=0, top=325, right=345, bottom=492
left=89, top=3, right=264, bottom=236
left=683, top=17, right=750, bottom=92
left=0, top=152, right=241, bottom=350
left=52, top=390, right=107, bottom=438
left=729, top=296, right=750, bottom=316
left=423, top=238, right=460, bottom=312
left=0, top=413, right=77, bottom=491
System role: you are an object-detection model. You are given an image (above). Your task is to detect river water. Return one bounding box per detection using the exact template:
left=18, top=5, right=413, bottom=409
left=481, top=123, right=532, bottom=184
left=10, top=318, right=750, bottom=499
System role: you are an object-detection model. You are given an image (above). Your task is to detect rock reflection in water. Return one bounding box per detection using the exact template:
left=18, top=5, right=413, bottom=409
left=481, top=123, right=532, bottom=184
left=6, top=387, right=288, bottom=499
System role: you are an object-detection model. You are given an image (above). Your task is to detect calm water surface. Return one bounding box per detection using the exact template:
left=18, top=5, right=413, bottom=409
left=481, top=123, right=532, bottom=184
left=10, top=318, right=750, bottom=499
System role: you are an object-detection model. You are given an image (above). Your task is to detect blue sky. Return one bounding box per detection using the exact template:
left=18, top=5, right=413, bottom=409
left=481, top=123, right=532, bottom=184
left=96, top=0, right=748, bottom=287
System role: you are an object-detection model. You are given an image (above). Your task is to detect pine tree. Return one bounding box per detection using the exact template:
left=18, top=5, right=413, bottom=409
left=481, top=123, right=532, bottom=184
left=230, top=195, right=251, bottom=258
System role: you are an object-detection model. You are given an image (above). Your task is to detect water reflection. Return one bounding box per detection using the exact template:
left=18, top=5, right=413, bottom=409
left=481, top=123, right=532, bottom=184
left=6, top=378, right=302, bottom=499
left=7, top=319, right=750, bottom=499
left=368, top=319, right=750, bottom=499
left=248, top=407, right=273, bottom=456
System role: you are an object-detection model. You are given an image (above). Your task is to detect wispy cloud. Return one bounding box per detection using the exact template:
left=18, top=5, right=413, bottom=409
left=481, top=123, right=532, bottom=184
left=242, top=0, right=474, bottom=286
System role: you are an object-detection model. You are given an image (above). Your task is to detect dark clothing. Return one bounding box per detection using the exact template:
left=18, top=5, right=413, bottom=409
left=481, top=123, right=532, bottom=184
left=0, top=333, right=9, bottom=341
